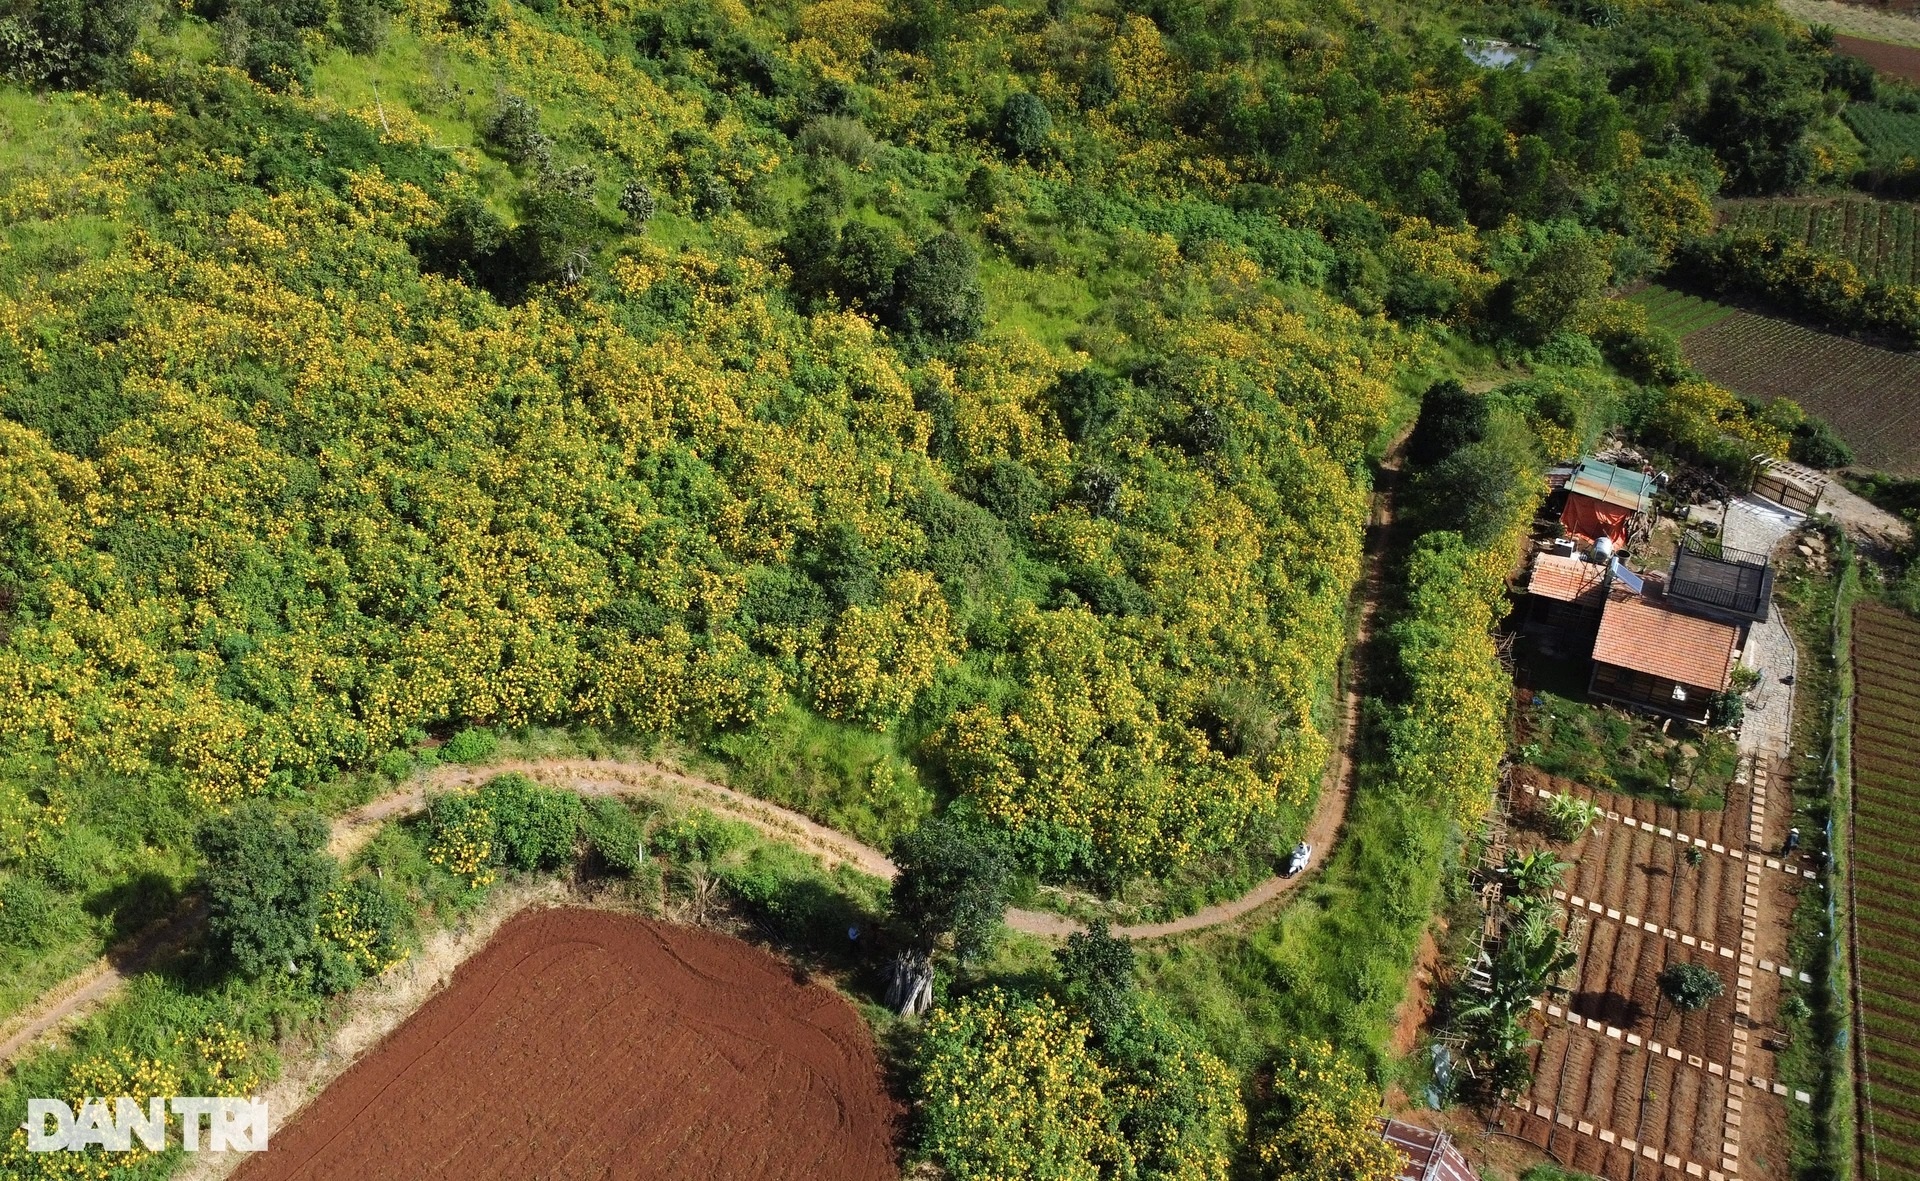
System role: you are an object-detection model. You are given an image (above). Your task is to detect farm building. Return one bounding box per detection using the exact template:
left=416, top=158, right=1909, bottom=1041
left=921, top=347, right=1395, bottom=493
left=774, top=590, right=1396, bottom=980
left=1522, top=551, right=1609, bottom=655
left=1556, top=457, right=1655, bottom=546
left=1588, top=590, right=1740, bottom=724
left=1376, top=1119, right=1474, bottom=1181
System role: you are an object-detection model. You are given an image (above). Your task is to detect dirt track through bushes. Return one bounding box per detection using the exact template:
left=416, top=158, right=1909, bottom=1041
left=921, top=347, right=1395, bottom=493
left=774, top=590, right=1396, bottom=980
left=232, top=909, right=899, bottom=1181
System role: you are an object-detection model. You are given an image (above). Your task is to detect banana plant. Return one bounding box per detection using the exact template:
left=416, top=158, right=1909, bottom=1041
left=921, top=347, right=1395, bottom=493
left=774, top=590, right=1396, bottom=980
left=1502, top=847, right=1572, bottom=897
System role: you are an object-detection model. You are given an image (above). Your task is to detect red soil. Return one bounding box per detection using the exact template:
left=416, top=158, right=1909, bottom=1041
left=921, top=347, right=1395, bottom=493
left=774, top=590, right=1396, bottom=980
left=1838, top=34, right=1920, bottom=83
left=234, top=909, right=900, bottom=1181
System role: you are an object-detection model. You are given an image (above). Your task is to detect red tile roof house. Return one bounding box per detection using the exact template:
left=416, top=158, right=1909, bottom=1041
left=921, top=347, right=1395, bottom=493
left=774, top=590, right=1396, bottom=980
left=1522, top=551, right=1609, bottom=657
left=1587, top=589, right=1741, bottom=725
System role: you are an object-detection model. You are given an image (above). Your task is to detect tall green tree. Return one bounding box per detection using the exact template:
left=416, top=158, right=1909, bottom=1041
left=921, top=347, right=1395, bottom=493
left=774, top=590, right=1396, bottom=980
left=1507, top=233, right=1612, bottom=344
left=891, top=812, right=1014, bottom=962
left=892, top=231, right=986, bottom=342
left=1054, top=920, right=1136, bottom=1044
left=196, top=802, right=337, bottom=979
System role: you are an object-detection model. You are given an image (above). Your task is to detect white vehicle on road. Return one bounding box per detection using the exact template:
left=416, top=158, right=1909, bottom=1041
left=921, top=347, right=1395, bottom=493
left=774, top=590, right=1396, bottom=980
left=1284, top=841, right=1313, bottom=877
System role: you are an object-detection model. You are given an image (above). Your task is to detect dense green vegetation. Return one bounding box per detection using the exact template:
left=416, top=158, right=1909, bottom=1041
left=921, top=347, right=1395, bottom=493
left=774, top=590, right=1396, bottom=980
left=0, top=0, right=1899, bottom=1175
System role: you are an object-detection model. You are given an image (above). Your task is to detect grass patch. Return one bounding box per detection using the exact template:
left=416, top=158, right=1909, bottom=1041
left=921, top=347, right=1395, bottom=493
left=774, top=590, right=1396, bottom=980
left=702, top=699, right=935, bottom=852
left=1629, top=284, right=1736, bottom=336
left=1517, top=689, right=1735, bottom=808
left=1137, top=761, right=1457, bottom=1078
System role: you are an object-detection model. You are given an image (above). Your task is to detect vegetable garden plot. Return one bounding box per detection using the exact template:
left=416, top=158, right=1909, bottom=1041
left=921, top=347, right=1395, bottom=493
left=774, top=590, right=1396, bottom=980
left=1850, top=604, right=1920, bottom=1181
left=1680, top=313, right=1920, bottom=475
left=1721, top=198, right=1920, bottom=286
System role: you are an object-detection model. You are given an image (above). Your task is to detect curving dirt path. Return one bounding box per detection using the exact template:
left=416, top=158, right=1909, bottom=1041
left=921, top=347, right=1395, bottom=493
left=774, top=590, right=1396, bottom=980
left=0, top=433, right=1406, bottom=1073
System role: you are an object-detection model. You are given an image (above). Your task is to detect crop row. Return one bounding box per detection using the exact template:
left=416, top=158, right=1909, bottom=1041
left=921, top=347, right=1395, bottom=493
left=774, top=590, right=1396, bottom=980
left=1853, top=843, right=1920, bottom=882
left=1723, top=196, right=1920, bottom=286
left=1861, top=743, right=1920, bottom=778
left=1872, top=1029, right=1920, bottom=1077
left=1860, top=741, right=1920, bottom=780
left=1857, top=641, right=1920, bottom=676
left=1628, top=285, right=1736, bottom=335
left=1864, top=1098, right=1920, bottom=1172
left=1864, top=946, right=1920, bottom=999
left=1855, top=814, right=1920, bottom=853
left=1860, top=657, right=1920, bottom=687
left=1682, top=312, right=1920, bottom=475
left=1856, top=822, right=1920, bottom=853
left=1848, top=103, right=1920, bottom=159
left=1851, top=598, right=1920, bottom=1181
left=1860, top=692, right=1920, bottom=727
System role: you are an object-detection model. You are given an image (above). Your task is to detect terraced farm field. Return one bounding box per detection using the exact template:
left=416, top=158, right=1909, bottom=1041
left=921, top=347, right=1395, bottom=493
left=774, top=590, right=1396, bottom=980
left=1498, top=768, right=1811, bottom=1181
left=1852, top=603, right=1920, bottom=1181
left=1680, top=313, right=1920, bottom=476
left=1721, top=198, right=1920, bottom=287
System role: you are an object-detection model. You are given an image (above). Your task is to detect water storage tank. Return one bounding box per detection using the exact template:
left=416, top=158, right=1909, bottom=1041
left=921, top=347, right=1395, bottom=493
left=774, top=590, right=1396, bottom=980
left=1591, top=535, right=1616, bottom=564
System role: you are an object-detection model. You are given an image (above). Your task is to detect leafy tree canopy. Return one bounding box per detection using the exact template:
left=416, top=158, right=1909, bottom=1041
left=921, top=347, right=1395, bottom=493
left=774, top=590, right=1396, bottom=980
left=196, top=802, right=336, bottom=979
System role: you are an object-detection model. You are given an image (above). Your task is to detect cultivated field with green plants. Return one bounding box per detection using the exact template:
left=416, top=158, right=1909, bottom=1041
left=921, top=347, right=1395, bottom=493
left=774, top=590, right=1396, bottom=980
left=1628, top=283, right=1738, bottom=336
left=1851, top=602, right=1920, bottom=1181
left=1722, top=197, right=1920, bottom=286
left=1682, top=313, right=1920, bottom=475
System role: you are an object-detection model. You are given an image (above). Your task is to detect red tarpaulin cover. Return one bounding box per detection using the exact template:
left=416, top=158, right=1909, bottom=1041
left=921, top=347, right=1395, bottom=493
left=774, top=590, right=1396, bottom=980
left=1561, top=492, right=1633, bottom=544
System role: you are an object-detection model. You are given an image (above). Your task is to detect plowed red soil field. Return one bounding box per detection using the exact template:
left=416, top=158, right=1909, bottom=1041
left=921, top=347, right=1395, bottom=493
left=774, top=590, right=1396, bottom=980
left=234, top=908, right=900, bottom=1181
left=1838, top=35, right=1920, bottom=83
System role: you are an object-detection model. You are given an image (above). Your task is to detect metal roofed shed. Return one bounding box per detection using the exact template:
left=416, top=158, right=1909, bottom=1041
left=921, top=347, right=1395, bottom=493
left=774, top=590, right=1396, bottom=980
left=1589, top=592, right=1740, bottom=724
left=1560, top=457, right=1655, bottom=545
left=1667, top=535, right=1774, bottom=623
left=1377, top=1119, right=1474, bottom=1181
left=1566, top=457, right=1656, bottom=510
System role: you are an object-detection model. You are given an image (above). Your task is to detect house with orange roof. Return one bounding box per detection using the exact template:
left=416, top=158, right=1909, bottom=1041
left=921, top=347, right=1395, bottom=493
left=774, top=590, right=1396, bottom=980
left=1587, top=589, right=1740, bottom=724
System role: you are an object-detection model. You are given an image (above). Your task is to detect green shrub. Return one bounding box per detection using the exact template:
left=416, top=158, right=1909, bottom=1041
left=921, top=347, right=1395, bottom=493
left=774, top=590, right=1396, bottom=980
left=650, top=809, right=755, bottom=865
left=0, top=0, right=143, bottom=89
left=311, top=875, right=408, bottom=995
left=798, top=115, right=878, bottom=165
left=914, top=989, right=1116, bottom=1181
left=0, top=874, right=60, bottom=949
left=242, top=31, right=313, bottom=93
left=1658, top=962, right=1724, bottom=1011
left=581, top=797, right=648, bottom=874
left=1055, top=920, right=1136, bottom=1045
left=892, top=231, right=986, bottom=342
left=1250, top=1038, right=1403, bottom=1181
left=1540, top=792, right=1602, bottom=842
left=484, top=95, right=551, bottom=167
left=996, top=92, right=1053, bottom=158
left=618, top=181, right=656, bottom=227
left=476, top=774, right=581, bottom=871
left=442, top=728, right=498, bottom=764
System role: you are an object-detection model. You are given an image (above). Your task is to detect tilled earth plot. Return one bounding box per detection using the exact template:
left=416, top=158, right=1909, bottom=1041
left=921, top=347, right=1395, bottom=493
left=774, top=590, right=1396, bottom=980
left=1500, top=769, right=1814, bottom=1180
left=236, top=908, right=900, bottom=1181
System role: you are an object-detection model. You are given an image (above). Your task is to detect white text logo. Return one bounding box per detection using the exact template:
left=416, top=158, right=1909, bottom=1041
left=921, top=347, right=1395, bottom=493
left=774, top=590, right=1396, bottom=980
left=24, top=1097, right=269, bottom=1153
